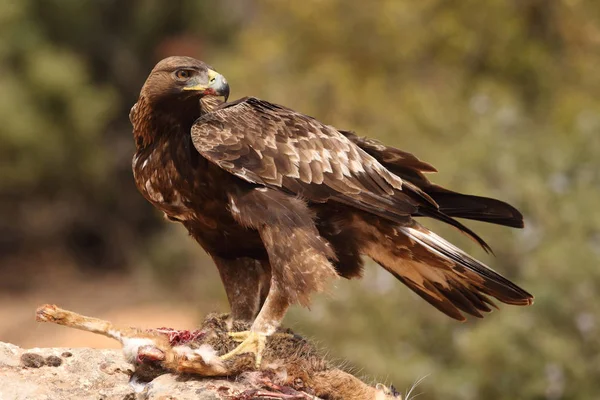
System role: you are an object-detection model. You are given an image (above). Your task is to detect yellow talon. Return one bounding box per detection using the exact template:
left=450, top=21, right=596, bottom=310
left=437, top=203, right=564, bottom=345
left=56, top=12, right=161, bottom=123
left=221, top=331, right=296, bottom=367
left=221, top=331, right=267, bottom=367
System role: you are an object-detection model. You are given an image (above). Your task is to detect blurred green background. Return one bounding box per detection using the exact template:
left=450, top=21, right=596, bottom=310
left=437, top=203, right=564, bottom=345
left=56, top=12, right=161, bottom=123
left=1, top=1, right=599, bottom=399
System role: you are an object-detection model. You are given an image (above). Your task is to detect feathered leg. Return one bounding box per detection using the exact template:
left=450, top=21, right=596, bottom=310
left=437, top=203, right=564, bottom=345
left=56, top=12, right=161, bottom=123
left=221, top=188, right=338, bottom=366
left=213, top=256, right=271, bottom=323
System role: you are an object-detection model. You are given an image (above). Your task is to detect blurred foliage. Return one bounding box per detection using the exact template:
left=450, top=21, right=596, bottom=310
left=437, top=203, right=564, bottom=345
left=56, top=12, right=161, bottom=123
left=0, top=0, right=239, bottom=276
left=1, top=0, right=600, bottom=399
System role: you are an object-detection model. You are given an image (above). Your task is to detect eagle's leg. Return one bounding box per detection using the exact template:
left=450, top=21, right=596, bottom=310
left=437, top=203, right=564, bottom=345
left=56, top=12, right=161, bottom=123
left=220, top=280, right=289, bottom=367
left=221, top=188, right=338, bottom=367
left=213, top=256, right=271, bottom=323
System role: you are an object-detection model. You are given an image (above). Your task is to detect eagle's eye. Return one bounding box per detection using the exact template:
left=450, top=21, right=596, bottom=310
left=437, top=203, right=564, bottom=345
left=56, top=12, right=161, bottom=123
left=174, top=69, right=192, bottom=80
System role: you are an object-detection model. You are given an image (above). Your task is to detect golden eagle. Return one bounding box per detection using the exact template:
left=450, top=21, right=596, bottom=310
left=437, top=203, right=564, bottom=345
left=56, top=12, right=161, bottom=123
left=130, top=56, right=533, bottom=365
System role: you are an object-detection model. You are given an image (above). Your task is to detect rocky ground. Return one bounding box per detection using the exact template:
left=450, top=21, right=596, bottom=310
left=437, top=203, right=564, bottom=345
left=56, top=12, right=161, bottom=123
left=0, top=342, right=260, bottom=400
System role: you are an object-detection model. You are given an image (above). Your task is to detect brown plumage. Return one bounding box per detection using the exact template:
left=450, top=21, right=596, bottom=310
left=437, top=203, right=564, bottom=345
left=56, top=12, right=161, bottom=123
left=130, top=56, right=533, bottom=364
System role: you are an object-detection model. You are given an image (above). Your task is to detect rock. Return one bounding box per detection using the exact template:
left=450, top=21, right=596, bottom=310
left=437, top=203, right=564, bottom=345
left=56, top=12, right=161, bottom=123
left=45, top=355, right=63, bottom=367
left=139, top=374, right=248, bottom=400
left=0, top=341, right=304, bottom=400
left=20, top=353, right=46, bottom=368
left=1, top=341, right=134, bottom=400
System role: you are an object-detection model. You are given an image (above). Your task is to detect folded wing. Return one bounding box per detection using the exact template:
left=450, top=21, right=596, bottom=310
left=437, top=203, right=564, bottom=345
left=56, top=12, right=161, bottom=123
left=191, top=97, right=437, bottom=223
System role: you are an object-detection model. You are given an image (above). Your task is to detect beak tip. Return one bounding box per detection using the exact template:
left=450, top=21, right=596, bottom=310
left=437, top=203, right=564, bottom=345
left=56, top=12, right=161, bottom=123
left=216, top=75, right=230, bottom=102
left=223, top=87, right=230, bottom=102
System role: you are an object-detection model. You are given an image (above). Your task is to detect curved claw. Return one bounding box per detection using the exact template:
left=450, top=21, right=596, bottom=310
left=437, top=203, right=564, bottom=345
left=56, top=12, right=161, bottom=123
left=221, top=331, right=267, bottom=368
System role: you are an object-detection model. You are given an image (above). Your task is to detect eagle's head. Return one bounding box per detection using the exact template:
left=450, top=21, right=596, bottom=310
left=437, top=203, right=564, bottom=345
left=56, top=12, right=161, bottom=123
left=131, top=56, right=230, bottom=147
left=140, top=56, right=230, bottom=108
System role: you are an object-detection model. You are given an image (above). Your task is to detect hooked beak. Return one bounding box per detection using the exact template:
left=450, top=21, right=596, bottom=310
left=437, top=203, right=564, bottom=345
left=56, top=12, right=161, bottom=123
left=183, top=69, right=230, bottom=101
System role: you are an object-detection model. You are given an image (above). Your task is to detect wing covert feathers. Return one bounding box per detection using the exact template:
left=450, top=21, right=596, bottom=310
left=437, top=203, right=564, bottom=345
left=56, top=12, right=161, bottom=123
left=191, top=97, right=436, bottom=221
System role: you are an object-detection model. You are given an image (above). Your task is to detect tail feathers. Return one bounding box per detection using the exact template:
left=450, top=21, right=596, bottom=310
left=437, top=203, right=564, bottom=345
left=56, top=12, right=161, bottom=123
left=365, top=223, right=533, bottom=321
left=424, top=188, right=525, bottom=229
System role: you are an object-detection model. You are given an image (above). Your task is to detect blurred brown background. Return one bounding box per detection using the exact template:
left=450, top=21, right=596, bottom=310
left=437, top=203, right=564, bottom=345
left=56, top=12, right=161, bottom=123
left=1, top=1, right=599, bottom=399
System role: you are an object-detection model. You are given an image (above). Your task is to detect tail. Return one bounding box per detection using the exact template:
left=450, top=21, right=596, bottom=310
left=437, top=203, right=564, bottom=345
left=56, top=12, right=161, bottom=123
left=363, top=222, right=533, bottom=321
